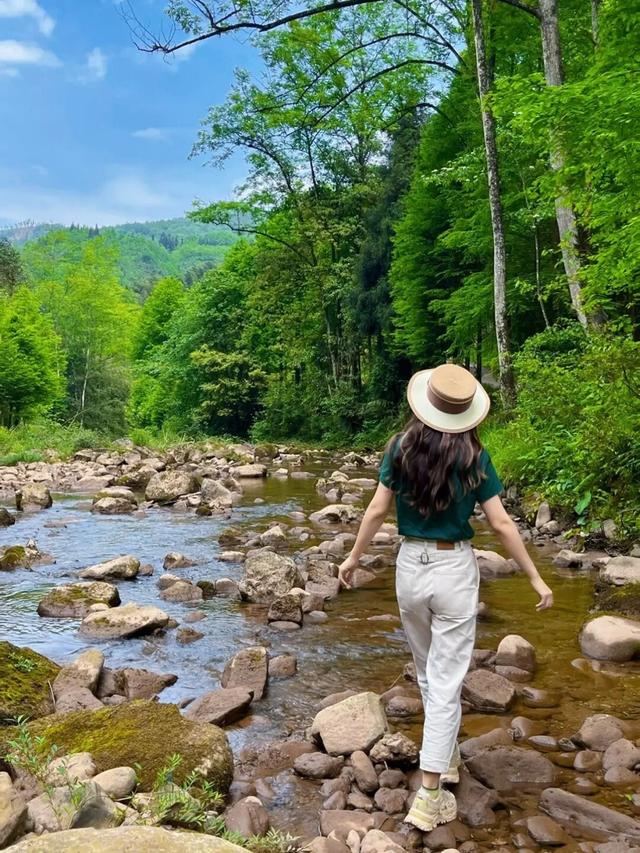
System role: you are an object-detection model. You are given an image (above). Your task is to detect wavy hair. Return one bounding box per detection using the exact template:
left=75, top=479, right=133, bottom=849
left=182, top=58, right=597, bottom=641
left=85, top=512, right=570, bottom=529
left=386, top=417, right=485, bottom=517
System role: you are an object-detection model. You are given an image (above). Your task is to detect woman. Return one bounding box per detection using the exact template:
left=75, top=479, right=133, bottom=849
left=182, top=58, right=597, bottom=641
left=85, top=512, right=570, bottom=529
left=338, top=364, right=553, bottom=832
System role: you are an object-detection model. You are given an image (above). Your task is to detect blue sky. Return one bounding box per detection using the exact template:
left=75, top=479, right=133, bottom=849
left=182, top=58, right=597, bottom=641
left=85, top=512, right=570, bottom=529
left=0, top=0, right=259, bottom=226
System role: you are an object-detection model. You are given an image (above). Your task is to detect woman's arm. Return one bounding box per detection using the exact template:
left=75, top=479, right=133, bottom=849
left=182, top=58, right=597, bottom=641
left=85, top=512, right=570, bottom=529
left=338, top=483, right=394, bottom=588
left=481, top=494, right=553, bottom=611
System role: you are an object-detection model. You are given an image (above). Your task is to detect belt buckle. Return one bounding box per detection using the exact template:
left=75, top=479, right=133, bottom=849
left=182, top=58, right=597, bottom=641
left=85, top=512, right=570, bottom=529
left=420, top=549, right=430, bottom=565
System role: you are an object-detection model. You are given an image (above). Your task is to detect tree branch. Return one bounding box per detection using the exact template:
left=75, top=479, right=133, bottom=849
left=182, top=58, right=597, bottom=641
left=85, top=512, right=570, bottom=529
left=496, top=0, right=541, bottom=19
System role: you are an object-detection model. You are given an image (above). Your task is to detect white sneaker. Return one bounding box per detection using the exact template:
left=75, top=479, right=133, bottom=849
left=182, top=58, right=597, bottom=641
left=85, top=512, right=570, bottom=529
left=404, top=787, right=457, bottom=832
left=441, top=742, right=461, bottom=785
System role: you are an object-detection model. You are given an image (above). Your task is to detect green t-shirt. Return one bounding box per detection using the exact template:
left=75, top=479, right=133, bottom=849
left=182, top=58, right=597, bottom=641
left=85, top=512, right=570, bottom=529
left=378, top=440, right=503, bottom=541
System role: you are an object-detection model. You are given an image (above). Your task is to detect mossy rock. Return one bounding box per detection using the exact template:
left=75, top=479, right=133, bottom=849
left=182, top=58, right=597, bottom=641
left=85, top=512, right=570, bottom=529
left=4, top=701, right=233, bottom=792
left=594, top=582, right=640, bottom=617
left=0, top=642, right=60, bottom=723
left=37, top=582, right=120, bottom=618
left=0, top=546, right=29, bottom=572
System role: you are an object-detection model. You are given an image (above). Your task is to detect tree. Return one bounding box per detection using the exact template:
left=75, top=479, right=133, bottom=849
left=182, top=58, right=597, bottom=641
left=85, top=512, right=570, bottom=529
left=0, top=239, right=25, bottom=295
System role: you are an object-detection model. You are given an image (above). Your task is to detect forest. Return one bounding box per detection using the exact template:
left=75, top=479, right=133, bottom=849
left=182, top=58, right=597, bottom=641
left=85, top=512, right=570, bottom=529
left=1, top=0, right=639, bottom=539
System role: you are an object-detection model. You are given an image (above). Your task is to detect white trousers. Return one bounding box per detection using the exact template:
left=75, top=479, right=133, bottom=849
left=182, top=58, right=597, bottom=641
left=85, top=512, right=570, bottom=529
left=395, top=538, right=479, bottom=773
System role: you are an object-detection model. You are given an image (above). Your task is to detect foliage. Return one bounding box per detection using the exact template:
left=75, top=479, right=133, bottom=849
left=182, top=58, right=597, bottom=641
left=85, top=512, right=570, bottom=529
left=0, top=238, right=25, bottom=294
left=0, top=420, right=106, bottom=465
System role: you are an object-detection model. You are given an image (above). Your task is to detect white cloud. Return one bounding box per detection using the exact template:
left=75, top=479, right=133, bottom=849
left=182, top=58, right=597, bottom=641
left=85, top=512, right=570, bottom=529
left=83, top=47, right=107, bottom=81
left=132, top=127, right=171, bottom=141
left=0, top=0, right=55, bottom=37
left=0, top=39, right=59, bottom=69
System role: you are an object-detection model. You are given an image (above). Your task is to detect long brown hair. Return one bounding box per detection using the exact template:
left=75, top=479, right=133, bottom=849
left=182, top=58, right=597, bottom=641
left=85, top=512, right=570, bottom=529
left=387, top=417, right=485, bottom=517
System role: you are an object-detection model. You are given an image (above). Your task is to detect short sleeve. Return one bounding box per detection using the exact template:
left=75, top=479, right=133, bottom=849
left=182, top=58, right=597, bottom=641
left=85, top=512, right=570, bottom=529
left=379, top=439, right=400, bottom=490
left=475, top=450, right=503, bottom=503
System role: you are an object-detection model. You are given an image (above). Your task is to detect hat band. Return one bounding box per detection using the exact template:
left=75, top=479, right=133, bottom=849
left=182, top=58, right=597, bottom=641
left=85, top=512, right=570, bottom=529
left=427, top=383, right=474, bottom=415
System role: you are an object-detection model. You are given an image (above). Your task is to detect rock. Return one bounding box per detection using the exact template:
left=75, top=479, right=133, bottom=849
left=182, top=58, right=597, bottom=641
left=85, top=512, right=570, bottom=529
left=38, top=582, right=120, bottom=618
left=79, top=603, right=169, bottom=639
left=267, top=592, right=303, bottom=624
left=219, top=551, right=245, bottom=563
left=603, top=519, right=618, bottom=540
left=201, top=479, right=234, bottom=505
left=1, top=700, right=233, bottom=792
left=0, top=771, right=27, bottom=847
left=0, top=545, right=30, bottom=571
left=145, top=471, right=199, bottom=503
left=574, top=750, right=602, bottom=772
left=9, top=826, right=248, bottom=852
left=319, top=810, right=376, bottom=839
left=215, top=578, right=241, bottom=598
left=369, top=732, right=419, bottom=765
left=374, top=787, right=408, bottom=814
left=0, top=641, right=59, bottom=722
left=53, top=649, right=104, bottom=697
left=526, top=815, right=569, bottom=846
left=603, top=739, right=640, bottom=771
left=184, top=688, right=254, bottom=726
left=91, top=497, right=136, bottom=515
left=462, top=670, right=517, bottom=712
left=495, top=665, right=532, bottom=683
left=92, top=766, right=137, bottom=800
left=163, top=552, right=196, bottom=570
left=574, top=715, right=632, bottom=751
left=177, top=627, right=204, bottom=644
left=25, top=786, right=74, bottom=833
left=351, top=751, right=379, bottom=793
left=46, top=752, right=96, bottom=784
left=540, top=788, right=640, bottom=843
left=454, top=769, right=498, bottom=827
left=460, top=729, right=513, bottom=759
left=554, top=549, right=585, bottom=568
left=0, top=508, right=16, bottom=527
left=385, top=695, right=424, bottom=717
left=310, top=504, right=361, bottom=524
left=465, top=746, right=557, bottom=792
left=221, top=647, right=268, bottom=700
left=521, top=686, right=560, bottom=708
left=378, top=769, right=406, bottom=789
left=269, top=620, right=301, bottom=631
left=535, top=501, right=552, bottom=528
left=294, top=752, right=344, bottom=779
left=121, top=668, right=177, bottom=700
left=16, top=483, right=52, bottom=511
left=604, top=767, right=640, bottom=788
left=233, top=464, right=267, bottom=478
left=317, top=689, right=358, bottom=710
left=496, top=635, right=536, bottom=672
left=159, top=580, right=203, bottom=603
left=158, top=573, right=182, bottom=590
left=78, top=555, right=140, bottom=581
left=473, top=549, right=515, bottom=579
left=260, top=525, right=287, bottom=547
left=350, top=568, right=377, bottom=588
left=225, top=795, right=270, bottom=837
left=54, top=687, right=104, bottom=714
left=239, top=552, right=304, bottom=604
left=268, top=654, right=297, bottom=678
left=306, top=578, right=341, bottom=600
left=600, top=556, right=640, bottom=586
left=312, top=693, right=388, bottom=756
left=307, top=839, right=350, bottom=853
left=360, top=830, right=405, bottom=853
left=580, top=615, right=640, bottom=661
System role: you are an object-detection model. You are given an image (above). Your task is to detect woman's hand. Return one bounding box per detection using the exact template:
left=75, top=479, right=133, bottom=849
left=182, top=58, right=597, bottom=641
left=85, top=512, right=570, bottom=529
left=530, top=574, right=554, bottom=611
left=338, top=555, right=359, bottom=589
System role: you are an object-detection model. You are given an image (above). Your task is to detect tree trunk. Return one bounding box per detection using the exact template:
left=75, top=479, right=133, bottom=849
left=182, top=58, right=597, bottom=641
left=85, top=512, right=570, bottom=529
left=471, top=0, right=516, bottom=408
left=533, top=224, right=551, bottom=329
left=80, top=347, right=91, bottom=427
left=538, top=0, right=588, bottom=327
left=591, top=0, right=601, bottom=46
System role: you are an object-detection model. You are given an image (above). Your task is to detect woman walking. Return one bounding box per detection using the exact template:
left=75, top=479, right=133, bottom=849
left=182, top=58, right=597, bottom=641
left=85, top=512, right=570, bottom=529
left=338, top=365, right=553, bottom=832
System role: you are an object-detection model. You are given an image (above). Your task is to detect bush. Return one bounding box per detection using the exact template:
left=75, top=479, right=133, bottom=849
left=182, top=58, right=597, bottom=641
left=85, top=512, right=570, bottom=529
left=0, top=420, right=106, bottom=464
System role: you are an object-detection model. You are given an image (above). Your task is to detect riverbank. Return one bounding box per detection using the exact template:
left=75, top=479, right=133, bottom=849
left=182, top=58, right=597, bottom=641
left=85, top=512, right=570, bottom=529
left=1, top=442, right=640, bottom=851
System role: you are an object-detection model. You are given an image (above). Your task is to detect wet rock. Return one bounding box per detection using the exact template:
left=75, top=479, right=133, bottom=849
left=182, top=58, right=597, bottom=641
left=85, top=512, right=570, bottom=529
left=79, top=603, right=169, bottom=639
left=309, top=504, right=362, bottom=524
left=319, top=810, right=376, bottom=839
left=163, top=552, right=196, bottom=570
left=496, top=635, right=536, bottom=672
left=225, top=795, right=270, bottom=837
left=351, top=751, right=379, bottom=793
left=201, top=479, right=234, bottom=506
left=306, top=578, right=341, bottom=600
left=37, top=581, right=120, bottom=618
left=16, top=483, right=52, bottom=511
left=454, top=769, right=498, bottom=827
left=177, top=627, right=204, bottom=644
left=554, top=549, right=586, bottom=568
left=158, top=573, right=182, bottom=590
left=219, top=551, right=245, bottom=563
left=604, top=767, right=640, bottom=788
left=145, top=471, right=199, bottom=504
left=369, top=732, right=419, bottom=766
left=521, top=686, right=560, bottom=708
left=540, top=788, right=640, bottom=843
left=465, top=746, right=556, bottom=792
left=294, top=752, right=344, bottom=779
left=509, top=716, right=547, bottom=741
left=92, top=766, right=137, bottom=800
left=268, top=654, right=297, bottom=678
left=267, top=592, right=303, bottom=625
left=260, top=525, right=287, bottom=547
left=184, top=688, right=254, bottom=726
left=350, top=568, right=377, bottom=588
left=269, top=620, right=301, bottom=631
left=603, top=739, right=640, bottom=771
left=0, top=771, right=27, bottom=847
left=473, top=550, right=515, bottom=579
left=529, top=735, right=559, bottom=752
left=495, top=665, right=532, bottom=683
left=312, top=693, right=388, bottom=756
left=574, top=714, right=632, bottom=751
left=460, top=728, right=513, bottom=759
left=580, top=616, right=640, bottom=661
left=462, top=670, right=516, bottom=712
left=385, top=695, right=423, bottom=717
left=374, top=787, right=408, bottom=814
left=574, top=750, right=602, bottom=772
left=0, top=545, right=30, bottom=571
left=184, top=609, right=206, bottom=623
left=0, top=507, right=16, bottom=527
left=423, top=824, right=458, bottom=851
left=91, top=496, right=136, bottom=515
left=78, top=555, right=140, bottom=581
left=526, top=814, right=569, bottom=846
left=239, top=552, right=304, bottom=604
left=317, top=689, right=358, bottom=710
left=222, top=646, right=268, bottom=700
left=215, top=578, right=241, bottom=598
left=121, top=668, right=177, bottom=700
left=159, top=580, right=203, bottom=603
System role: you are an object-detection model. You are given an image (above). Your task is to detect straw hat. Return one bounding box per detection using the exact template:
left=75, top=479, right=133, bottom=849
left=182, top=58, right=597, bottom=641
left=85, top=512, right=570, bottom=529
left=407, top=364, right=490, bottom=434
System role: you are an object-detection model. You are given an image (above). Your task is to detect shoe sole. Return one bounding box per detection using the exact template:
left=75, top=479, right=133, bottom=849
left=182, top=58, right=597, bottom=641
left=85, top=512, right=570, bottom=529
left=403, top=799, right=457, bottom=833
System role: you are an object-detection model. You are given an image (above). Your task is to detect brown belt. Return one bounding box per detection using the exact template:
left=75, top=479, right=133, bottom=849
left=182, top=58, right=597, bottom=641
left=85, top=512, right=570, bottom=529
left=433, top=540, right=456, bottom=550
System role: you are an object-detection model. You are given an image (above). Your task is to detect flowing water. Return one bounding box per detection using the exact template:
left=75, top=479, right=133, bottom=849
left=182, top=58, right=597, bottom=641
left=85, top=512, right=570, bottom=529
left=2, top=462, right=640, bottom=844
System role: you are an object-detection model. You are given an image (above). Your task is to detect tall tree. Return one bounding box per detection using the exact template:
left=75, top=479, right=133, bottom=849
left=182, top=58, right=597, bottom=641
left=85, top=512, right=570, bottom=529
left=0, top=239, right=25, bottom=295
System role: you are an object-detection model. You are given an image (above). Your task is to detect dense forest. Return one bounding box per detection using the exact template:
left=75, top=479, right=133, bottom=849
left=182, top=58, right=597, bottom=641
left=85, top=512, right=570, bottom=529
left=1, top=0, right=639, bottom=539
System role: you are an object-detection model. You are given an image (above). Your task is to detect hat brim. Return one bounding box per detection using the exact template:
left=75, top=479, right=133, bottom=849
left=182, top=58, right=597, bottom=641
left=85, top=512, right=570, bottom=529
left=407, top=369, right=490, bottom=434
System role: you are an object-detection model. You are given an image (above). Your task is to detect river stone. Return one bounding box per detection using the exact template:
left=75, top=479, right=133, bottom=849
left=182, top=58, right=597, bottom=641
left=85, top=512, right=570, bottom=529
left=225, top=796, right=270, bottom=837
left=261, top=525, right=287, bottom=547
left=79, top=603, right=169, bottom=639
left=0, top=700, right=234, bottom=792
left=16, top=483, right=52, bottom=511
left=465, top=746, right=557, bottom=792
left=574, top=749, right=602, bottom=772
left=267, top=592, right=303, bottom=624
left=473, top=549, right=515, bottom=579
left=233, top=464, right=267, bottom=478
left=159, top=580, right=203, bottom=603
left=201, top=479, right=233, bottom=506
left=0, top=641, right=60, bottom=722
left=268, top=654, right=297, bottom=678
left=177, top=627, right=204, bottom=644
left=221, top=647, right=268, bottom=700
left=574, top=714, right=632, bottom=751
left=311, top=693, right=388, bottom=756
left=554, top=549, right=586, bottom=568
left=0, top=771, right=27, bottom=847
left=460, top=728, right=513, bottom=759
left=603, top=738, right=640, bottom=771
left=158, top=573, right=182, bottom=590
left=8, top=826, right=248, bottom=852
left=215, top=578, right=240, bottom=598
left=91, top=497, right=136, bottom=515
left=526, top=814, right=569, bottom=846
left=121, top=667, right=177, bottom=700
left=374, top=787, right=408, bottom=814
left=0, top=545, right=30, bottom=571
left=78, top=555, right=140, bottom=581
left=369, top=732, right=419, bottom=765
left=350, top=751, right=378, bottom=793
left=54, top=687, right=104, bottom=714
left=540, top=788, right=640, bottom=843
left=0, top=508, right=15, bottom=527
left=163, top=552, right=196, bottom=570
left=239, top=552, right=304, bottom=603
left=92, top=767, right=137, bottom=800
left=145, top=471, right=199, bottom=504
left=600, top=556, right=640, bottom=586
left=319, top=810, right=377, bottom=838
left=360, top=830, right=404, bottom=853
left=462, top=669, right=516, bottom=712
left=309, top=504, right=361, bottom=524
left=496, top=635, right=536, bottom=672
left=294, top=753, right=345, bottom=779
left=46, top=752, right=96, bottom=785
left=535, top=501, right=552, bottom=528
left=580, top=615, right=640, bottom=661
left=37, top=582, right=120, bottom=618
left=454, top=768, right=498, bottom=827
left=53, top=649, right=104, bottom=697
left=184, top=688, right=253, bottom=726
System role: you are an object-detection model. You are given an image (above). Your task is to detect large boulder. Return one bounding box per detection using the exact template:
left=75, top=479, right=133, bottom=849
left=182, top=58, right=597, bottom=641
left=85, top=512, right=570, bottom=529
left=221, top=647, right=268, bottom=700
left=473, top=549, right=515, bottom=579
left=91, top=497, right=136, bottom=515
left=79, top=603, right=169, bottom=640
left=239, top=552, right=304, bottom=604
left=233, top=464, right=267, bottom=478
left=0, top=701, right=233, bottom=792
left=495, top=635, right=536, bottom=673
left=309, top=504, right=361, bottom=524
left=454, top=768, right=498, bottom=827
left=540, top=788, right=640, bottom=844
left=37, top=582, right=120, bottom=618
left=466, top=746, right=557, bottom=792
left=15, top=483, right=52, bottom=511
left=599, top=556, right=640, bottom=586
left=120, top=668, right=177, bottom=700
left=184, top=688, right=253, bottom=726
left=0, top=641, right=60, bottom=722
left=78, top=555, right=140, bottom=581
left=580, top=615, right=640, bottom=661
left=145, top=471, right=199, bottom=504
left=311, top=692, right=388, bottom=756
left=8, top=826, right=248, bottom=852
left=201, top=479, right=234, bottom=507
left=462, top=670, right=517, bottom=712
